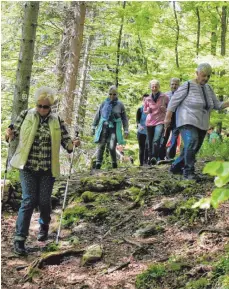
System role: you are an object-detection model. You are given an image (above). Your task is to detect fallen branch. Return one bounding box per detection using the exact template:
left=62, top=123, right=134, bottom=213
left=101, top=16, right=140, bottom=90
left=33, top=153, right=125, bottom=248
left=23, top=248, right=85, bottom=282
left=104, top=261, right=131, bottom=274
left=198, top=228, right=229, bottom=236
left=103, top=215, right=134, bottom=238
left=122, top=237, right=142, bottom=248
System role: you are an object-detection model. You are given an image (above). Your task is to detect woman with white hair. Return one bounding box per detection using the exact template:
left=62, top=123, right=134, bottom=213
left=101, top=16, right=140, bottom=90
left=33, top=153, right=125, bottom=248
left=92, top=85, right=129, bottom=169
left=5, top=86, right=80, bottom=255
left=164, top=63, right=229, bottom=180
left=144, top=79, right=169, bottom=165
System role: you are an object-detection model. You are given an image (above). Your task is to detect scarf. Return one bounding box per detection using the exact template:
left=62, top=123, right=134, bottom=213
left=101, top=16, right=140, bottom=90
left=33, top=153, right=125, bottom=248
left=101, top=98, right=118, bottom=121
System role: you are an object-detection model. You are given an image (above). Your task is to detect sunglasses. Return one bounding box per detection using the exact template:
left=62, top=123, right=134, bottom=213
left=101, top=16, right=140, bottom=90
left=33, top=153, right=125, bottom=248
left=37, top=104, right=50, bottom=109
left=109, top=93, right=117, bottom=96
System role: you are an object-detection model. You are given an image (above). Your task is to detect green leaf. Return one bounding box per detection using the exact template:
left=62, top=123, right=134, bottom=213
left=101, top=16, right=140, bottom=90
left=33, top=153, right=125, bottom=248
left=192, top=198, right=211, bottom=209
left=210, top=188, right=229, bottom=208
left=215, top=175, right=229, bottom=187
left=203, top=161, right=223, bottom=176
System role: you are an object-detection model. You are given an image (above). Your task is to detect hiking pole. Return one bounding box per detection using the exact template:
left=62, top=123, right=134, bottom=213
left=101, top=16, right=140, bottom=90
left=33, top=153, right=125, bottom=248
left=2, top=124, right=14, bottom=202
left=56, top=133, right=78, bottom=244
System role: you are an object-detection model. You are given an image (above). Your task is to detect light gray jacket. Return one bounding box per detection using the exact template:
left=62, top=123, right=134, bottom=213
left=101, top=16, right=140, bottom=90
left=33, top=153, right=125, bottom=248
left=168, top=80, right=223, bottom=130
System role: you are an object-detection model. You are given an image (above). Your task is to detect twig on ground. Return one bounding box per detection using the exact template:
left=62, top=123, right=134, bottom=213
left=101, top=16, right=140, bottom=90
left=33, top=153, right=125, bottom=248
left=103, top=215, right=134, bottom=238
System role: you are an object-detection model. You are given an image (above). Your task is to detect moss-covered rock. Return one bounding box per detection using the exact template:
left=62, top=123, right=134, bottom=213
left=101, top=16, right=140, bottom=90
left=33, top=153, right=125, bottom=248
left=81, top=191, right=97, bottom=203
left=81, top=244, right=103, bottom=266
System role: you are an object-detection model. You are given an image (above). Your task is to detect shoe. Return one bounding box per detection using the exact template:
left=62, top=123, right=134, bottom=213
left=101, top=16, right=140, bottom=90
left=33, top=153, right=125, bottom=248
left=170, top=165, right=183, bottom=175
left=150, top=157, right=157, bottom=165
left=37, top=224, right=49, bottom=241
left=183, top=174, right=199, bottom=181
left=14, top=240, right=27, bottom=256
left=112, top=163, right=118, bottom=169
left=95, top=164, right=101, bottom=170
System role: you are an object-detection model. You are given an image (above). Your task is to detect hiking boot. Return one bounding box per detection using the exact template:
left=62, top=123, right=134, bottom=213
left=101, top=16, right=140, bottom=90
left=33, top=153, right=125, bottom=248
left=112, top=163, right=118, bottom=169
left=14, top=240, right=27, bottom=256
left=183, top=174, right=199, bottom=181
left=169, top=164, right=183, bottom=175
left=95, top=163, right=101, bottom=170
left=150, top=157, right=157, bottom=165
left=37, top=224, right=49, bottom=241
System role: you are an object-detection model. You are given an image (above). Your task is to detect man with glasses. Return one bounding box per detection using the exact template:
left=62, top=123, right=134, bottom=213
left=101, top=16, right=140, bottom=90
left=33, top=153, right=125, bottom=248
left=92, top=85, right=129, bottom=169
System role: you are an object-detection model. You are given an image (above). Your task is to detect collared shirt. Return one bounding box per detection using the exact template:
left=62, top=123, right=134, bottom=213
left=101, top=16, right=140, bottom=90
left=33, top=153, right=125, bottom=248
left=13, top=109, right=72, bottom=171
left=168, top=81, right=222, bottom=130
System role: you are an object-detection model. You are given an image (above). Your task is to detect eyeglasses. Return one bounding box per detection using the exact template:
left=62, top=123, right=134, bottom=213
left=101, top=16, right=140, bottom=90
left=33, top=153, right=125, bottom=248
left=109, top=93, right=117, bottom=96
left=37, top=104, right=50, bottom=109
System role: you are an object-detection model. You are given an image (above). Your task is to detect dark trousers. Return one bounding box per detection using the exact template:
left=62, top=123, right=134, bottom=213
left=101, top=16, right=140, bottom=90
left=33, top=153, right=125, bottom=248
left=96, top=126, right=117, bottom=165
left=137, top=133, right=148, bottom=166
left=15, top=169, right=55, bottom=241
left=171, top=125, right=206, bottom=177
left=147, top=124, right=164, bottom=160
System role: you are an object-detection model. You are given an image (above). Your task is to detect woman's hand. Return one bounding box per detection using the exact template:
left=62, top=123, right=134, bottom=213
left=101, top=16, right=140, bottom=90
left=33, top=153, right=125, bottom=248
left=5, top=127, right=14, bottom=142
left=73, top=139, right=81, bottom=147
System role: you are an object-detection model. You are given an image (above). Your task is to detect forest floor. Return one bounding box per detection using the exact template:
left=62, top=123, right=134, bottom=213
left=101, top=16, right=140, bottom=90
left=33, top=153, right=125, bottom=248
left=1, top=160, right=229, bottom=289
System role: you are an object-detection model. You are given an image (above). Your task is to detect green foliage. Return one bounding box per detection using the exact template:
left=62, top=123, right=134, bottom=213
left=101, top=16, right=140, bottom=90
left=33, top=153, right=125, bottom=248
left=135, top=264, right=166, bottom=289
left=44, top=242, right=59, bottom=252
left=185, top=278, right=210, bottom=289
left=199, top=138, right=229, bottom=161
left=81, top=191, right=97, bottom=203
left=193, top=161, right=229, bottom=209
left=213, top=255, right=229, bottom=279
left=175, top=197, right=201, bottom=224
left=62, top=203, right=109, bottom=227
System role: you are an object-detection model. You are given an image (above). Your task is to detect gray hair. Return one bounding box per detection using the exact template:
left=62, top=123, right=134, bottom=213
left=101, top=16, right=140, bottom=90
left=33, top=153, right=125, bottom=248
left=108, top=85, right=118, bottom=96
left=34, top=86, right=56, bottom=105
left=196, top=63, right=212, bottom=75
left=170, top=78, right=180, bottom=84
left=149, top=79, right=160, bottom=89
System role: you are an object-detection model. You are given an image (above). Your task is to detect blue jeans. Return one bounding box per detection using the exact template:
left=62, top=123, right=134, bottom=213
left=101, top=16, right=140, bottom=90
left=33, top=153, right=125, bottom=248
left=171, top=125, right=206, bottom=176
left=147, top=124, right=164, bottom=160
left=15, top=169, right=55, bottom=241
left=96, top=125, right=117, bottom=165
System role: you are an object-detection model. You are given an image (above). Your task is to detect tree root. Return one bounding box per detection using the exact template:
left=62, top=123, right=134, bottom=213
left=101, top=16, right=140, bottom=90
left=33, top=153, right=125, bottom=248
left=198, top=228, right=229, bottom=236
left=23, top=248, right=85, bottom=282
left=103, top=215, right=135, bottom=238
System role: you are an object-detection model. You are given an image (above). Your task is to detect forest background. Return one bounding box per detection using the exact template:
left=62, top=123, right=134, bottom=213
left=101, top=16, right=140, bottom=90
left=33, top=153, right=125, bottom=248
left=1, top=0, right=229, bottom=173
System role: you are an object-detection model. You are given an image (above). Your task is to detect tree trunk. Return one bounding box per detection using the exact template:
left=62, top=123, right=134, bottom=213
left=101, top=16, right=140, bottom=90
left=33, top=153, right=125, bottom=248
left=221, top=5, right=227, bottom=56
left=173, top=1, right=179, bottom=68
left=60, top=1, right=86, bottom=127
left=210, top=10, right=218, bottom=56
left=11, top=1, right=39, bottom=122
left=115, top=1, right=126, bottom=88
left=75, top=34, right=93, bottom=135
left=196, top=7, right=200, bottom=56
left=138, top=33, right=149, bottom=74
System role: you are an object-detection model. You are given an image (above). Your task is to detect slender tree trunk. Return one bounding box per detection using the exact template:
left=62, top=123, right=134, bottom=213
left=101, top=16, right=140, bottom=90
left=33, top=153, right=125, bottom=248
left=173, top=1, right=179, bottom=68
left=210, top=9, right=218, bottom=56
left=75, top=34, right=93, bottom=135
left=60, top=1, right=86, bottom=126
left=115, top=1, right=126, bottom=88
left=196, top=7, right=200, bottom=56
left=138, top=33, right=149, bottom=74
left=221, top=5, right=227, bottom=56
left=11, top=1, right=39, bottom=122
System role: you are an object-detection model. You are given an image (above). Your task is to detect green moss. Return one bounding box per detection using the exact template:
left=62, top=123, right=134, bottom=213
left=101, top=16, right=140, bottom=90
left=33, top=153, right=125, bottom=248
left=95, top=193, right=111, bottom=203
left=88, top=206, right=109, bottom=221
left=81, top=191, right=97, bottom=203
left=185, top=277, right=210, bottom=289
left=213, top=255, right=229, bottom=279
left=136, top=264, right=166, bottom=289
left=175, top=197, right=201, bottom=224
left=44, top=242, right=59, bottom=252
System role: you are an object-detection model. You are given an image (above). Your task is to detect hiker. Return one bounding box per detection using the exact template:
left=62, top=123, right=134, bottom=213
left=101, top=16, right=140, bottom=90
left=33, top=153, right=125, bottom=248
left=159, top=78, right=180, bottom=160
left=91, top=85, right=129, bottom=169
left=5, top=86, right=80, bottom=256
left=144, top=79, right=169, bottom=165
left=136, top=94, right=149, bottom=166
left=164, top=63, right=229, bottom=180
left=207, top=127, right=221, bottom=143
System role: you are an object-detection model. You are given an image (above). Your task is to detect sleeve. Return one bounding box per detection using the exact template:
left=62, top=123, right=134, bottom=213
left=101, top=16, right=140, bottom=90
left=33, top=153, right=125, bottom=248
left=136, top=107, right=142, bottom=124
left=92, top=103, right=103, bottom=128
left=59, top=118, right=74, bottom=153
left=208, top=85, right=223, bottom=110
left=120, top=102, right=129, bottom=133
left=12, top=110, right=28, bottom=139
left=167, top=82, right=190, bottom=112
